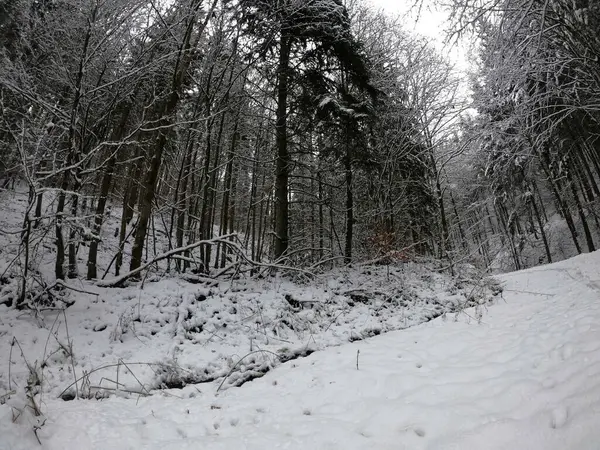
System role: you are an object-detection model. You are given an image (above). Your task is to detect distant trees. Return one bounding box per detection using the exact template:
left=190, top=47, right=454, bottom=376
left=2, top=0, right=502, bottom=298
left=235, top=0, right=375, bottom=260
left=447, top=0, right=600, bottom=269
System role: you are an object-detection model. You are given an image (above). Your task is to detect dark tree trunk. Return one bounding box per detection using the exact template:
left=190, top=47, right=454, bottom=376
left=116, top=157, right=141, bottom=276
left=55, top=180, right=69, bottom=280
left=318, top=171, right=324, bottom=260
left=87, top=104, right=132, bottom=279
left=55, top=3, right=97, bottom=280
left=67, top=191, right=80, bottom=278
left=130, top=129, right=167, bottom=273
left=273, top=34, right=291, bottom=260
left=531, top=195, right=552, bottom=264
left=198, top=110, right=213, bottom=271
left=566, top=163, right=595, bottom=252
left=219, top=124, right=238, bottom=268
left=33, top=192, right=43, bottom=228
left=430, top=151, right=450, bottom=261
left=538, top=150, right=582, bottom=254
left=449, top=189, right=468, bottom=251
left=344, top=141, right=353, bottom=263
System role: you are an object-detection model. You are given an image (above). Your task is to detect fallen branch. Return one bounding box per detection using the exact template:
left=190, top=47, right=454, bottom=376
left=0, top=390, right=16, bottom=402
left=98, top=234, right=237, bottom=287
left=99, top=233, right=317, bottom=287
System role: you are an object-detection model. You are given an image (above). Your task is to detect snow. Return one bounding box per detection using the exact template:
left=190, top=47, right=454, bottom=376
left=0, top=262, right=495, bottom=399
left=1, top=245, right=600, bottom=448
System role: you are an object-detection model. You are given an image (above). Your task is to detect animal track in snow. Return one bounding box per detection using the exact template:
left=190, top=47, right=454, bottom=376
left=550, top=406, right=568, bottom=429
left=542, top=378, right=556, bottom=389
left=561, top=344, right=574, bottom=360
left=414, top=427, right=426, bottom=437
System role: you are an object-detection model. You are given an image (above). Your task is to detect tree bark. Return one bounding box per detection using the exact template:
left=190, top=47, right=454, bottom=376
left=273, top=34, right=291, bottom=260
left=344, top=138, right=353, bottom=263
left=531, top=195, right=552, bottom=264
left=566, top=163, right=595, bottom=252
left=87, top=103, right=132, bottom=279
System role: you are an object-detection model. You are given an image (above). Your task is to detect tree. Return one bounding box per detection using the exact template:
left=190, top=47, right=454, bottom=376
left=236, top=0, right=374, bottom=260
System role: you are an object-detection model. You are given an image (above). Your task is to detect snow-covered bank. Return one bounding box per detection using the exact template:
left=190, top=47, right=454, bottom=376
left=0, top=261, right=497, bottom=401
left=2, top=252, right=600, bottom=448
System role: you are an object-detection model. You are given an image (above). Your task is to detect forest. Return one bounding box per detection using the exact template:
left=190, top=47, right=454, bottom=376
left=1, top=0, right=600, bottom=447
left=1, top=0, right=599, bottom=297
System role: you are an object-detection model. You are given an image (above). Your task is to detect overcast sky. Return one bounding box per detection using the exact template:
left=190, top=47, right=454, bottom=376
left=367, top=0, right=449, bottom=41
left=366, top=0, right=471, bottom=71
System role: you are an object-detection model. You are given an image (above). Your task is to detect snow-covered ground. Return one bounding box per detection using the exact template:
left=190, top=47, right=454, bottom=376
left=1, top=247, right=600, bottom=448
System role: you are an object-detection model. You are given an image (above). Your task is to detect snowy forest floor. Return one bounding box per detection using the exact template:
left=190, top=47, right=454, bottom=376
left=1, top=185, right=599, bottom=448
left=1, top=254, right=600, bottom=448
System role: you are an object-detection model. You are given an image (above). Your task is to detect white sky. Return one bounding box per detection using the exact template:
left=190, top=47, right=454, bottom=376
left=368, top=0, right=449, bottom=41
left=366, top=0, right=471, bottom=71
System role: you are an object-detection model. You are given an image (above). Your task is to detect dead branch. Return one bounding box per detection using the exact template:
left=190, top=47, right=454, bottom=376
left=97, top=234, right=237, bottom=287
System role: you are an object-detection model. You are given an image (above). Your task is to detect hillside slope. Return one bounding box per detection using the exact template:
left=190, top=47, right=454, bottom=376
left=1, top=252, right=600, bottom=449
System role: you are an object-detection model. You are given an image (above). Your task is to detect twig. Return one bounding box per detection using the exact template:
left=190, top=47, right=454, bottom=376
left=118, top=359, right=150, bottom=396
left=98, top=234, right=237, bottom=287
left=8, top=338, right=15, bottom=392
left=62, top=310, right=79, bottom=399
left=40, top=312, right=63, bottom=407
left=89, top=385, right=148, bottom=396
left=502, top=288, right=553, bottom=296
left=33, top=418, right=46, bottom=445
left=0, top=390, right=16, bottom=402
left=56, top=360, right=187, bottom=400
left=55, top=280, right=99, bottom=297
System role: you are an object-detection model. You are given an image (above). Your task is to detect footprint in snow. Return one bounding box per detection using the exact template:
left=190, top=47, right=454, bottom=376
left=550, top=406, right=568, bottom=429
left=561, top=344, right=574, bottom=360
left=413, top=427, right=426, bottom=437
left=578, top=324, right=591, bottom=333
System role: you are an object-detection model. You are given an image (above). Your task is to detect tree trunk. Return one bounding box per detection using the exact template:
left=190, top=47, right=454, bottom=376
left=531, top=195, right=552, bottom=264
left=344, top=140, right=353, bottom=263
left=538, top=150, right=582, bottom=253
left=567, top=165, right=595, bottom=252
left=449, top=189, right=468, bottom=251
left=318, top=171, right=324, bottom=260
left=273, top=34, right=291, bottom=260
left=33, top=192, right=43, bottom=228
left=67, top=191, right=80, bottom=278
left=219, top=124, right=238, bottom=268
left=129, top=6, right=201, bottom=274
left=55, top=9, right=95, bottom=280
left=116, top=157, right=141, bottom=276
left=430, top=151, right=450, bottom=261
left=87, top=104, right=132, bottom=279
